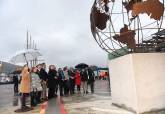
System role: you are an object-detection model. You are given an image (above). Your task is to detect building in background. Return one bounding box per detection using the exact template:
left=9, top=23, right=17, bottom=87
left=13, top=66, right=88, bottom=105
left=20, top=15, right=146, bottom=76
left=0, top=61, right=22, bottom=84
left=0, top=61, right=21, bottom=74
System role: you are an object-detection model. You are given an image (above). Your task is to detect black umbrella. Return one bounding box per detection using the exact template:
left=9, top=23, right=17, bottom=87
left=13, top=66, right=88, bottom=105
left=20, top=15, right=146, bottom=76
left=75, top=63, right=89, bottom=69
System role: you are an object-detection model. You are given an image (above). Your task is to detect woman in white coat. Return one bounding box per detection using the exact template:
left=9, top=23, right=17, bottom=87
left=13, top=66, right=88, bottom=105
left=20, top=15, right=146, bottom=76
left=31, top=67, right=42, bottom=106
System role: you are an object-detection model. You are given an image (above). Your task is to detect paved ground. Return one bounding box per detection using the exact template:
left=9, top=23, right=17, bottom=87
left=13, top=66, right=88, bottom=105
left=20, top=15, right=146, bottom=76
left=61, top=80, right=165, bottom=114
left=63, top=95, right=132, bottom=114
left=0, top=84, right=14, bottom=107
left=45, top=80, right=133, bottom=114
left=46, top=97, right=62, bottom=114
left=0, top=84, right=41, bottom=114
left=1, top=81, right=165, bottom=114
left=62, top=80, right=133, bottom=114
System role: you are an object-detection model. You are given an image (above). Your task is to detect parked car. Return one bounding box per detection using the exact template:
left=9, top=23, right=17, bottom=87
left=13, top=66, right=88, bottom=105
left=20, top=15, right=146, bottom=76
left=0, top=76, right=13, bottom=84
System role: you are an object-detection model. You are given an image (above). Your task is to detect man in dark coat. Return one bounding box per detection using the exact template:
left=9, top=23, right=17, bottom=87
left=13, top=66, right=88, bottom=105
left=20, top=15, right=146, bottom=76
left=87, top=67, right=95, bottom=93
left=48, top=65, right=58, bottom=99
left=80, top=69, right=89, bottom=94
left=58, top=68, right=65, bottom=96
left=37, top=63, right=48, bottom=101
left=68, top=68, right=75, bottom=95
left=13, top=74, right=19, bottom=94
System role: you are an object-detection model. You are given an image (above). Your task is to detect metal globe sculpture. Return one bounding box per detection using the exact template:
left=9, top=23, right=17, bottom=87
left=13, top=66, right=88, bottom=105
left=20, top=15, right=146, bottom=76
left=90, top=0, right=165, bottom=59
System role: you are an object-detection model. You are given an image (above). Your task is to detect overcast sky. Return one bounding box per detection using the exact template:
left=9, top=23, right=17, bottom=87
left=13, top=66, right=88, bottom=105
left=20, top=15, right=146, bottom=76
left=0, top=0, right=108, bottom=68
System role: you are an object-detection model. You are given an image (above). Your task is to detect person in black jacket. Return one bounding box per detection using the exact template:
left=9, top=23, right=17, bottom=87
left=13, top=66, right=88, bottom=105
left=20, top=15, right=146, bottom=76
left=13, top=74, right=19, bottom=94
left=87, top=67, right=95, bottom=93
left=68, top=68, right=75, bottom=95
left=63, top=67, right=70, bottom=96
left=48, top=65, right=58, bottom=99
left=58, top=68, right=65, bottom=96
left=37, top=63, right=48, bottom=101
left=80, top=69, right=88, bottom=94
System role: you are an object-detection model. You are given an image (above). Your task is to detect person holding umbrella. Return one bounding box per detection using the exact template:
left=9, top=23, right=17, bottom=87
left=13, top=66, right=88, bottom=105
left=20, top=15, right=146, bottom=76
left=75, top=63, right=89, bottom=94
left=80, top=68, right=89, bottom=94
left=87, top=67, right=95, bottom=93
left=15, top=65, right=32, bottom=112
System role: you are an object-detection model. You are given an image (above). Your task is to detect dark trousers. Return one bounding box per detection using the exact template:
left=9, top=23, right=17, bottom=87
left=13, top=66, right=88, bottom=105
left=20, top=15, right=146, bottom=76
left=90, top=82, right=94, bottom=93
left=55, top=81, right=58, bottom=95
left=14, top=84, right=18, bottom=93
left=31, top=91, right=37, bottom=107
left=69, top=79, right=75, bottom=94
left=64, top=80, right=69, bottom=95
left=31, top=90, right=42, bottom=107
left=48, top=87, right=55, bottom=99
left=21, top=93, right=29, bottom=108
left=77, top=85, right=80, bottom=92
left=59, top=80, right=64, bottom=96
left=37, top=91, right=42, bottom=103
left=41, top=82, right=47, bottom=100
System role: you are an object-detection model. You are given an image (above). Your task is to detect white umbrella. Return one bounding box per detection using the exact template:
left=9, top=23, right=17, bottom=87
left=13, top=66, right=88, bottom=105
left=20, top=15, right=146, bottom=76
left=10, top=49, right=42, bottom=65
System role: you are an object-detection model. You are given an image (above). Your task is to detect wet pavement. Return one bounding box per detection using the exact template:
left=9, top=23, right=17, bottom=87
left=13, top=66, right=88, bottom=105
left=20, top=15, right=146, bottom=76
left=1, top=81, right=165, bottom=114
left=0, top=80, right=135, bottom=114
left=0, top=84, right=40, bottom=114
left=62, top=80, right=133, bottom=114
left=63, top=95, right=132, bottom=114
left=0, top=84, right=14, bottom=107
left=46, top=98, right=62, bottom=114
left=61, top=80, right=165, bottom=114
left=44, top=80, right=133, bottom=114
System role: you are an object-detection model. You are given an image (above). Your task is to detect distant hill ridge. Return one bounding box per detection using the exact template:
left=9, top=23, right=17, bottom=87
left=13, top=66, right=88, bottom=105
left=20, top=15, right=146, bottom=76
left=0, top=61, right=21, bottom=74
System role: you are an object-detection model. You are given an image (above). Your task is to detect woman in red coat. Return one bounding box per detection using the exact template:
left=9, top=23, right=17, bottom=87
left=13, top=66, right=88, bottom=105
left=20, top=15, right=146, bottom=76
left=75, top=70, right=81, bottom=93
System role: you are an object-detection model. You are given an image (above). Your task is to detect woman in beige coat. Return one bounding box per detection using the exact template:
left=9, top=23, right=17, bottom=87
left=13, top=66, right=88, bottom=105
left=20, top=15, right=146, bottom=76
left=19, top=65, right=31, bottom=111
left=20, top=66, right=30, bottom=93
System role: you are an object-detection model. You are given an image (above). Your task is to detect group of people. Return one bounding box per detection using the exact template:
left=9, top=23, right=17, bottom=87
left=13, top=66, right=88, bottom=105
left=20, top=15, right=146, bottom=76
left=14, top=63, right=95, bottom=112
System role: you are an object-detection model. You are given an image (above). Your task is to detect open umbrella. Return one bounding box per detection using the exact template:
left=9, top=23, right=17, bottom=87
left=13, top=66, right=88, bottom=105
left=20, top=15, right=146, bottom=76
left=75, top=63, right=89, bottom=69
left=10, top=49, right=41, bottom=65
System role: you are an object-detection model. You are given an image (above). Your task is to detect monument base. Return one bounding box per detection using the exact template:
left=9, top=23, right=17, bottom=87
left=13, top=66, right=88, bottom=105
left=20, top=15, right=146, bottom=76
left=109, top=53, right=165, bottom=114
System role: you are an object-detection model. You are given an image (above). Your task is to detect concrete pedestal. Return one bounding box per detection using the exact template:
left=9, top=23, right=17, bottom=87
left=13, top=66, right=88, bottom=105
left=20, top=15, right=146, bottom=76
left=109, top=53, right=165, bottom=114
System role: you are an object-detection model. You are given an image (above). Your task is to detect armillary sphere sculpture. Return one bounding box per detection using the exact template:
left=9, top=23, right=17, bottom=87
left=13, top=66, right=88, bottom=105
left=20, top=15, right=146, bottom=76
left=90, top=0, right=165, bottom=59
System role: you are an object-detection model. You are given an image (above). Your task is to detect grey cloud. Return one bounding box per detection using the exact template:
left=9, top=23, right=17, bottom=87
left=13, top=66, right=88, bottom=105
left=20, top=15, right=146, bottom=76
left=0, top=0, right=108, bottom=68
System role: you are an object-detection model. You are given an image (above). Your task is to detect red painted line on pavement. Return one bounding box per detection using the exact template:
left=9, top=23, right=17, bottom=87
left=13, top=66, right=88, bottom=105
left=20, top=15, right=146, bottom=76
left=39, top=102, right=48, bottom=114
left=57, top=96, right=67, bottom=114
